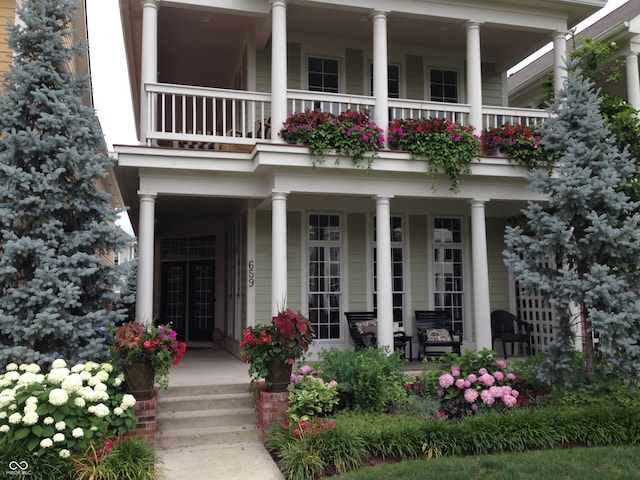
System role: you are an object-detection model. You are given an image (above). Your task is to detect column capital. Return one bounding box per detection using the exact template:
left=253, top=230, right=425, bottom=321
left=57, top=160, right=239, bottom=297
left=468, top=198, right=489, bottom=206
left=466, top=20, right=484, bottom=29
left=552, top=30, right=568, bottom=41
left=137, top=191, right=157, bottom=201
left=271, top=190, right=290, bottom=201
left=371, top=9, right=390, bottom=19
left=373, top=194, right=394, bottom=203
left=270, top=0, right=289, bottom=8
left=140, top=0, right=159, bottom=9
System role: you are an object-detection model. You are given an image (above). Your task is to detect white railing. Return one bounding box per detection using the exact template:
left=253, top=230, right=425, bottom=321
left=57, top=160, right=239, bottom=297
left=481, top=106, right=549, bottom=129
left=146, top=83, right=271, bottom=146
left=144, top=83, right=551, bottom=147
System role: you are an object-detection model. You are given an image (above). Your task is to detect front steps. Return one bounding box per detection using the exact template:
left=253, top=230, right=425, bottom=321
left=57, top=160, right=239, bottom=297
left=156, top=383, right=261, bottom=449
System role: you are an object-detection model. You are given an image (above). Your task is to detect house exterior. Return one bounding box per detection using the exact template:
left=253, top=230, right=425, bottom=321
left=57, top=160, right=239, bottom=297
left=509, top=0, right=640, bottom=109
left=112, top=0, right=606, bottom=360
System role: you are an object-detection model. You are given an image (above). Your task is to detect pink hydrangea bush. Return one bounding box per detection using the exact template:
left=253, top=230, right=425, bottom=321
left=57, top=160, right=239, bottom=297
left=425, top=349, right=534, bottom=418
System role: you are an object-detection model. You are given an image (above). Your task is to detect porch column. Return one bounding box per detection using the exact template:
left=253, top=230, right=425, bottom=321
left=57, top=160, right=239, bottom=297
left=375, top=195, right=394, bottom=352
left=372, top=10, right=389, bottom=147
left=469, top=199, right=491, bottom=350
left=270, top=0, right=288, bottom=144
left=553, top=30, right=568, bottom=93
left=139, top=0, right=159, bottom=145
left=136, top=193, right=156, bottom=324
left=271, top=191, right=289, bottom=314
left=626, top=51, right=640, bottom=110
left=466, top=21, right=483, bottom=134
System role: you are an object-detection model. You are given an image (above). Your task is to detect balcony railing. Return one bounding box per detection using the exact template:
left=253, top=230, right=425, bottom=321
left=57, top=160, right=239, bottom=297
left=144, top=83, right=548, bottom=147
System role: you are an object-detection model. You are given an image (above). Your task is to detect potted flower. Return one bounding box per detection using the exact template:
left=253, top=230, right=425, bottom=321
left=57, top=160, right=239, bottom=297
left=481, top=123, right=550, bottom=169
left=240, top=309, right=313, bottom=392
left=279, top=109, right=383, bottom=168
left=387, top=117, right=480, bottom=191
left=110, top=322, right=187, bottom=398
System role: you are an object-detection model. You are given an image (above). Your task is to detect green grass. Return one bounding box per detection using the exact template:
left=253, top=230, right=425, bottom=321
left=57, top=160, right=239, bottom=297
left=334, top=445, right=640, bottom=480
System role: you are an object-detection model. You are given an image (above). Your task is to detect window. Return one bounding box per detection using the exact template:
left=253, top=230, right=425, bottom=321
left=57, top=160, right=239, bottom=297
left=308, top=214, right=342, bottom=340
left=308, top=57, right=339, bottom=93
left=373, top=216, right=404, bottom=328
left=433, top=217, right=464, bottom=335
left=369, top=64, right=400, bottom=98
left=430, top=69, right=458, bottom=103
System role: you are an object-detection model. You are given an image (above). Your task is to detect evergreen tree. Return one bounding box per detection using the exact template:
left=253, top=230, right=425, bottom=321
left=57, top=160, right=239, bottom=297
left=505, top=61, right=640, bottom=385
left=0, top=0, right=125, bottom=368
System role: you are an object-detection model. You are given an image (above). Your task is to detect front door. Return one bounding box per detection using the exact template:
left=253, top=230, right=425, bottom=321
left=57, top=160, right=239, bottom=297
left=161, top=260, right=215, bottom=342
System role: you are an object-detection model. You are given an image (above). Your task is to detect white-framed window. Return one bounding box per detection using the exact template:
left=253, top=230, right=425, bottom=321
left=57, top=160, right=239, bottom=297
left=307, top=213, right=342, bottom=340
left=433, top=217, right=464, bottom=335
left=430, top=68, right=458, bottom=103
left=373, top=215, right=405, bottom=328
left=369, top=63, right=400, bottom=98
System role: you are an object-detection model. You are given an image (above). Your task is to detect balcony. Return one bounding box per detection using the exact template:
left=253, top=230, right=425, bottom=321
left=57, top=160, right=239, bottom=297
left=144, top=83, right=548, bottom=150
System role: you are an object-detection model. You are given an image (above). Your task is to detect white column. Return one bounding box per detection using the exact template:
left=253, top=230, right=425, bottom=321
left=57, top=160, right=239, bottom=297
left=372, top=10, right=389, bottom=147
left=626, top=51, right=640, bottom=110
left=270, top=0, right=288, bottom=143
left=469, top=200, right=491, bottom=351
left=140, top=0, right=159, bottom=145
left=553, top=31, right=567, bottom=94
left=466, top=22, right=483, bottom=134
left=271, top=192, right=289, bottom=314
left=136, top=193, right=156, bottom=324
left=375, top=196, right=394, bottom=352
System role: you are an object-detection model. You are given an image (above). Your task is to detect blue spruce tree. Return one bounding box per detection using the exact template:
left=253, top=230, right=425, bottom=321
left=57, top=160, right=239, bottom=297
left=0, top=0, right=126, bottom=367
left=505, top=60, right=640, bottom=384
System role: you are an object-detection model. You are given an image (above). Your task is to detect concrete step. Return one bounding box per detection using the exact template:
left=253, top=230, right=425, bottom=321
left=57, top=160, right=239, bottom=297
left=156, top=424, right=262, bottom=449
left=160, top=383, right=250, bottom=397
left=156, top=383, right=260, bottom=449
left=157, top=407, right=257, bottom=430
left=158, top=392, right=255, bottom=412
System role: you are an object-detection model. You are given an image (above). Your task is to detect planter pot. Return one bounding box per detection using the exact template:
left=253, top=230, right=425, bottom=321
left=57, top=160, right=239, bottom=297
left=123, top=358, right=155, bottom=400
left=266, top=357, right=293, bottom=392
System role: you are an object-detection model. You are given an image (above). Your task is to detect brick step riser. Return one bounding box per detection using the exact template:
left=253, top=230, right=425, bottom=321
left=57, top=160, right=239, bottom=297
left=157, top=412, right=257, bottom=430
left=156, top=427, right=262, bottom=449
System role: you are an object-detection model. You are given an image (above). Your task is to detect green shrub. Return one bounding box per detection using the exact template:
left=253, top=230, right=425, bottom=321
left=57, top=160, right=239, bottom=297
left=319, top=347, right=407, bottom=413
left=287, top=365, right=340, bottom=423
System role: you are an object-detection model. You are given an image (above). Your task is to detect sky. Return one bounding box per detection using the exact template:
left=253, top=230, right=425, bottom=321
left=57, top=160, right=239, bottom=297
left=84, top=0, right=629, bottom=234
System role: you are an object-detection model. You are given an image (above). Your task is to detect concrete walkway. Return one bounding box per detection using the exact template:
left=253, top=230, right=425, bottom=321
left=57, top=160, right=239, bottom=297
left=156, top=348, right=284, bottom=480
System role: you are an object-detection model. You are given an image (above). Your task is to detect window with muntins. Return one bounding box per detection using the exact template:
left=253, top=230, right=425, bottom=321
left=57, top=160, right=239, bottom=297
left=373, top=215, right=405, bottom=328
left=433, top=217, right=464, bottom=335
left=308, top=57, right=339, bottom=93
left=308, top=213, right=342, bottom=341
left=430, top=69, right=458, bottom=103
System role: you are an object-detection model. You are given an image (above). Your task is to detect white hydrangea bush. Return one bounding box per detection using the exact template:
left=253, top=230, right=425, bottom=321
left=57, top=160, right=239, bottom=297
left=0, top=359, right=136, bottom=455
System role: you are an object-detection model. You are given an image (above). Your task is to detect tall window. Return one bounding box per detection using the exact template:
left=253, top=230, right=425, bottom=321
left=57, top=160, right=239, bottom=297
left=430, top=69, right=458, bottom=103
left=373, top=216, right=404, bottom=328
left=433, top=217, right=464, bottom=334
left=308, top=213, right=342, bottom=340
left=369, top=64, right=400, bottom=98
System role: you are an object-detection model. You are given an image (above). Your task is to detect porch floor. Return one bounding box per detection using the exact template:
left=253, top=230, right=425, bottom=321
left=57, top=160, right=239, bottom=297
left=166, top=347, right=251, bottom=387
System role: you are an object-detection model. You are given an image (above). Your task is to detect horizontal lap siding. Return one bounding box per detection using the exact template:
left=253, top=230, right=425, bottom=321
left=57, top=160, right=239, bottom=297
left=409, top=214, right=429, bottom=317
left=255, top=210, right=272, bottom=324
left=487, top=217, right=510, bottom=310
left=347, top=213, right=367, bottom=311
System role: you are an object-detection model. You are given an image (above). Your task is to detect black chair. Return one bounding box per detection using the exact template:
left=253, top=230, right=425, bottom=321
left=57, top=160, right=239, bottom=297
left=415, top=310, right=461, bottom=360
left=490, top=310, right=532, bottom=359
left=345, top=311, right=377, bottom=350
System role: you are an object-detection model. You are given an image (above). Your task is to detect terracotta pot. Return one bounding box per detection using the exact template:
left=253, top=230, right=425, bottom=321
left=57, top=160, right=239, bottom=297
left=266, top=357, right=293, bottom=392
left=123, top=358, right=155, bottom=400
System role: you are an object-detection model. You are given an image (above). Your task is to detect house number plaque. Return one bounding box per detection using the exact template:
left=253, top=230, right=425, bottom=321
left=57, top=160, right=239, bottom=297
left=248, top=260, right=255, bottom=287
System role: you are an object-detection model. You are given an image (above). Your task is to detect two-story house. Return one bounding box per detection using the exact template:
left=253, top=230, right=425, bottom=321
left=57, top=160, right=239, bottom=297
left=112, top=0, right=606, bottom=360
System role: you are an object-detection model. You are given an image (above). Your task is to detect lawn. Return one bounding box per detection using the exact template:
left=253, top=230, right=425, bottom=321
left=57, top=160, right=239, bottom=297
left=334, top=445, right=640, bottom=480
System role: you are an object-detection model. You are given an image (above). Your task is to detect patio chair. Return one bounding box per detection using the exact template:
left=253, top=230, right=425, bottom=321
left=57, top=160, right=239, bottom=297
left=415, top=310, right=461, bottom=360
left=345, top=311, right=377, bottom=350
left=490, top=310, right=532, bottom=359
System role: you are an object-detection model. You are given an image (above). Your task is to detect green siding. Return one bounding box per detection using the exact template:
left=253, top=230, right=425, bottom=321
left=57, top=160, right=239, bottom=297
left=287, top=211, right=302, bottom=309
left=255, top=47, right=271, bottom=93
left=482, top=63, right=503, bottom=106
left=255, top=210, right=271, bottom=324
left=345, top=48, right=364, bottom=95
left=288, top=42, right=301, bottom=90
left=347, top=213, right=367, bottom=311
left=406, top=55, right=424, bottom=100
left=409, top=215, right=429, bottom=311
left=487, top=217, right=510, bottom=310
